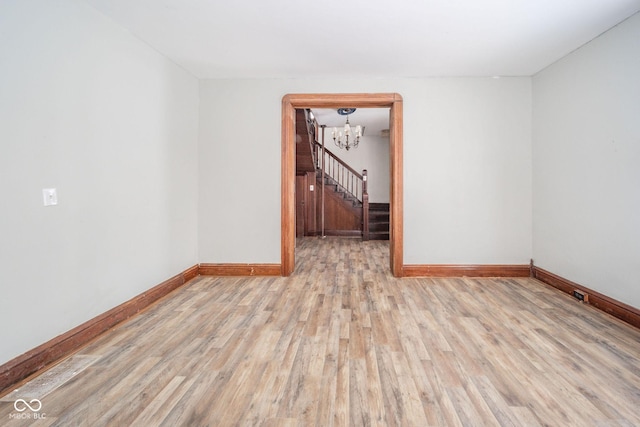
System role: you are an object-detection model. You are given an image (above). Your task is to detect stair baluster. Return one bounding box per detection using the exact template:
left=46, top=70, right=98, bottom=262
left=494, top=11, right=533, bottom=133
left=314, top=142, right=371, bottom=240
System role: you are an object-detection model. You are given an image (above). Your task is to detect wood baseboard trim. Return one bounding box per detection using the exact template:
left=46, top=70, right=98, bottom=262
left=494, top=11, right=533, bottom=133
left=532, top=266, right=640, bottom=329
left=0, top=264, right=199, bottom=395
left=403, top=264, right=531, bottom=278
left=321, top=230, right=363, bottom=237
left=198, top=263, right=282, bottom=276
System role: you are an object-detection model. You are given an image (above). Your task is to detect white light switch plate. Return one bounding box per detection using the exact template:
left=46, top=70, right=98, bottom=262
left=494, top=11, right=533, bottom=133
left=43, top=188, right=58, bottom=206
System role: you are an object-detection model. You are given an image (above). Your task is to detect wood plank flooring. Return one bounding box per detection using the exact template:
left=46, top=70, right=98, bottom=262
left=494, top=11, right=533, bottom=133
left=1, top=237, right=640, bottom=426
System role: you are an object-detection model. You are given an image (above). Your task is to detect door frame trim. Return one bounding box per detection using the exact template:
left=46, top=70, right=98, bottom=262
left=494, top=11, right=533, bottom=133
left=281, top=93, right=404, bottom=276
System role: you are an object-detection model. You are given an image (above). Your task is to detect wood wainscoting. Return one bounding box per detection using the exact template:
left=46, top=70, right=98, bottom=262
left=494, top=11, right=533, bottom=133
left=0, top=265, right=199, bottom=395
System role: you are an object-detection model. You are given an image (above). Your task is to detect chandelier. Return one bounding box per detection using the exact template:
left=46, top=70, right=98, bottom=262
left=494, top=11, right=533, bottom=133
left=332, top=108, right=363, bottom=150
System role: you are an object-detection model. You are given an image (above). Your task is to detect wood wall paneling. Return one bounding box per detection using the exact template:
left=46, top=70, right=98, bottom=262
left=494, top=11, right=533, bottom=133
left=295, top=172, right=319, bottom=237
left=305, top=171, right=317, bottom=235
left=316, top=182, right=362, bottom=236
left=295, top=175, right=306, bottom=237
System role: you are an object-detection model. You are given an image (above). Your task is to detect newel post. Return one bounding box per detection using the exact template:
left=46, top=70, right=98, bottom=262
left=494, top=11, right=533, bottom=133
left=362, top=169, right=369, bottom=241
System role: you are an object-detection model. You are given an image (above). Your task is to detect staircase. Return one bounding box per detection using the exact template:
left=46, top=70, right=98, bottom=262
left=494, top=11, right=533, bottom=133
left=368, top=203, right=390, bottom=240
left=319, top=173, right=361, bottom=208
left=294, top=109, right=388, bottom=240
left=318, top=172, right=390, bottom=241
left=314, top=171, right=364, bottom=238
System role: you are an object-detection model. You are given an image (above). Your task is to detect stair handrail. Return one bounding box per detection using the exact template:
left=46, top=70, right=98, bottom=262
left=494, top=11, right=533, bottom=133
left=314, top=141, right=363, bottom=201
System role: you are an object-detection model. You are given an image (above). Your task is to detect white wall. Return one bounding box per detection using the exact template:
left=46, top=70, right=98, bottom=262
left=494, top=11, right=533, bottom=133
left=533, top=13, right=640, bottom=308
left=405, top=79, right=532, bottom=264
left=198, top=77, right=532, bottom=265
left=0, top=0, right=199, bottom=365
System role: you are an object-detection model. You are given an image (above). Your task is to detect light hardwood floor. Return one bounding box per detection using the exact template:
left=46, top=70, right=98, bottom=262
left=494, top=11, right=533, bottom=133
left=2, top=238, right=640, bottom=426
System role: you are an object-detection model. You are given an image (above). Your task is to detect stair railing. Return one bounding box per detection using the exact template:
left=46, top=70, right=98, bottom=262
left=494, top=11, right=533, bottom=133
left=314, top=142, right=370, bottom=240
left=315, top=142, right=363, bottom=201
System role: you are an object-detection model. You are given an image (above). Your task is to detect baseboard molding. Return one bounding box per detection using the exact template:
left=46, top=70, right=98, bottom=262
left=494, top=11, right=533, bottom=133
left=321, top=230, right=363, bottom=237
left=532, top=266, right=640, bottom=329
left=0, top=264, right=199, bottom=396
left=199, top=263, right=282, bottom=276
left=403, top=264, right=531, bottom=278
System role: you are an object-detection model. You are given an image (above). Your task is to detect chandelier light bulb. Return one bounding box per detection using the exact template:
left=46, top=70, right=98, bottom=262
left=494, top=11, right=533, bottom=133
left=332, top=108, right=362, bottom=150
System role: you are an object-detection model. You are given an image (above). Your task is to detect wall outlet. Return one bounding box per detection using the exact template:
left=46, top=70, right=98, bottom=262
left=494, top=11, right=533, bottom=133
left=42, top=188, right=58, bottom=206
left=573, top=289, right=588, bottom=302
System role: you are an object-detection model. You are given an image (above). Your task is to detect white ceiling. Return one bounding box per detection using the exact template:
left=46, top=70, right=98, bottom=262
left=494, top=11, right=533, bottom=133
left=82, top=0, right=640, bottom=79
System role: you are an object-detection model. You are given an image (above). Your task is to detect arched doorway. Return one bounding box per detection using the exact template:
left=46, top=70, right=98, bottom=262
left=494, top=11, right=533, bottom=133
left=281, top=93, right=403, bottom=276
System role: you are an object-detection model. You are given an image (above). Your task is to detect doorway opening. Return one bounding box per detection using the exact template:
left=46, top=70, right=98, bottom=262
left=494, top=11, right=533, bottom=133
left=281, top=93, right=403, bottom=277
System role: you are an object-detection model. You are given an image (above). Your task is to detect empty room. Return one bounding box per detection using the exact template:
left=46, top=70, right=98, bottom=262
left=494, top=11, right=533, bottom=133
left=1, top=0, right=639, bottom=425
